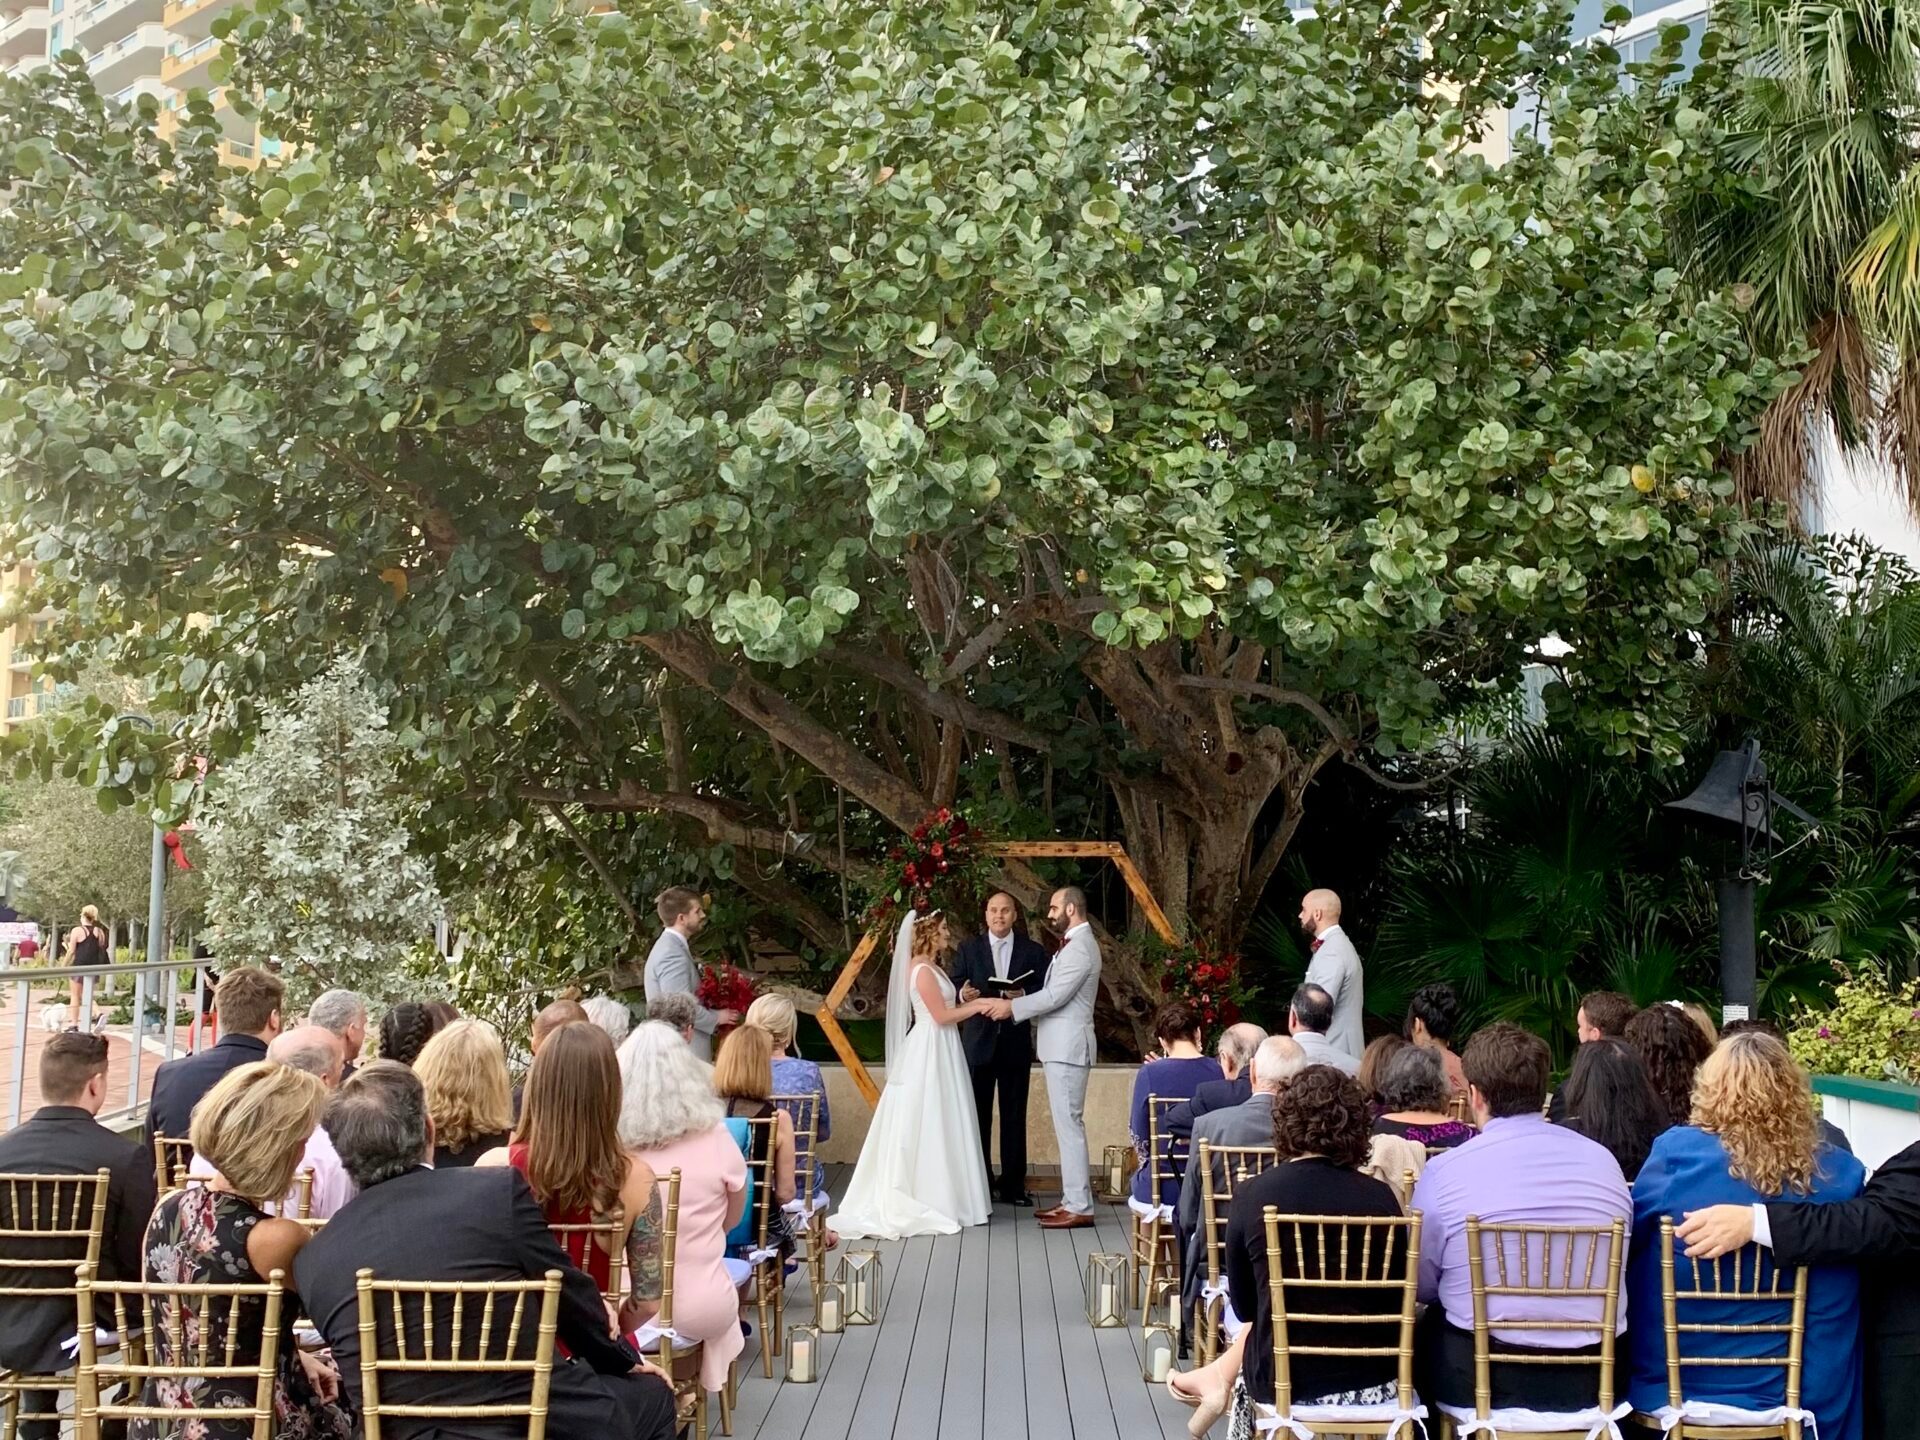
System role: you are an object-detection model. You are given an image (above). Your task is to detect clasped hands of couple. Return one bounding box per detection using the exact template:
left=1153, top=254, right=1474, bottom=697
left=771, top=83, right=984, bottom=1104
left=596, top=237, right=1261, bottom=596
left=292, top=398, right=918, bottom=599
left=956, top=981, right=1019, bottom=1021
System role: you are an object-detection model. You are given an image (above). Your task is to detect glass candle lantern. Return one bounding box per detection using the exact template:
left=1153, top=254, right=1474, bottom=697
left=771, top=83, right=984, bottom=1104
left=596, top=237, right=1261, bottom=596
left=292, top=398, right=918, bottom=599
left=1101, top=1144, right=1131, bottom=1200
left=1142, top=1323, right=1177, bottom=1384
left=1084, top=1251, right=1128, bottom=1328
left=841, top=1249, right=883, bottom=1325
left=1149, top=1279, right=1182, bottom=1339
left=786, top=1325, right=819, bottom=1384
left=817, top=1280, right=846, bottom=1333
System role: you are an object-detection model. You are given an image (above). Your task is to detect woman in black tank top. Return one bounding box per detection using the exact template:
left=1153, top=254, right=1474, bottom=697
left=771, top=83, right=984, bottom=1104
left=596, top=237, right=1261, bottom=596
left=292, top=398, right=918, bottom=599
left=66, top=903, right=110, bottom=1028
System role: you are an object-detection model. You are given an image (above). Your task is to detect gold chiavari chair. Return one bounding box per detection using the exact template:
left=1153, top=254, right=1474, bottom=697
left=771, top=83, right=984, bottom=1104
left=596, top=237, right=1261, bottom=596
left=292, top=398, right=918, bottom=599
left=353, top=1268, right=564, bottom=1440
left=1128, top=1096, right=1189, bottom=1311
left=75, top=1269, right=287, bottom=1440
left=771, top=1091, right=827, bottom=1297
left=264, top=1168, right=315, bottom=1221
left=738, top=1114, right=786, bottom=1380
left=1256, top=1207, right=1424, bottom=1438
left=1629, top=1218, right=1810, bottom=1440
left=1195, top=1141, right=1279, bottom=1365
left=647, top=1169, right=710, bottom=1440
left=547, top=1206, right=628, bottom=1314
left=1446, top=1094, right=1473, bottom=1123
left=151, top=1135, right=195, bottom=1194
left=0, top=1169, right=112, bottom=1440
left=1445, top=1217, right=1628, bottom=1440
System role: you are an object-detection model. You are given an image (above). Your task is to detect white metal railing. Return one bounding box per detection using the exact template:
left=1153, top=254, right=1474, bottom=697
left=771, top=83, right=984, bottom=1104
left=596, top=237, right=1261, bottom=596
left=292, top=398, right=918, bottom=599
left=3, top=954, right=220, bottom=1131
left=75, top=0, right=139, bottom=33
left=86, top=23, right=164, bottom=70
left=165, top=31, right=214, bottom=64
left=0, top=7, right=48, bottom=43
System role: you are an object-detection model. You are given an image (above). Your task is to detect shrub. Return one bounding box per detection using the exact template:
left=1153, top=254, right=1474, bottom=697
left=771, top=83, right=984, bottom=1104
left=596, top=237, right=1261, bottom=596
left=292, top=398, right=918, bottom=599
left=1787, top=978, right=1920, bottom=1083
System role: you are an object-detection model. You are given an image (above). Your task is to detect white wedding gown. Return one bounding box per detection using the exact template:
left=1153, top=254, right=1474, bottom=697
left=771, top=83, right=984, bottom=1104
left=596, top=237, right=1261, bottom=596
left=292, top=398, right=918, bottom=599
left=832, top=962, right=993, bottom=1240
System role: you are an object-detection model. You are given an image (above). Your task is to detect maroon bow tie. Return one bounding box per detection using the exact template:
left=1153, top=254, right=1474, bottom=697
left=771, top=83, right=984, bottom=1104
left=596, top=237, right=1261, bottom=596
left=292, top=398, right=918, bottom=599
left=1310, top=937, right=1323, bottom=953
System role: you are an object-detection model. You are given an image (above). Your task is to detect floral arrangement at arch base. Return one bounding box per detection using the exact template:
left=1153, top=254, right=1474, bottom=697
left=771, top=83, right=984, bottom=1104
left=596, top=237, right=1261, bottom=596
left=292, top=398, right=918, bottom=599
left=696, top=962, right=760, bottom=1019
left=1151, top=935, right=1254, bottom=1033
left=864, top=807, right=994, bottom=932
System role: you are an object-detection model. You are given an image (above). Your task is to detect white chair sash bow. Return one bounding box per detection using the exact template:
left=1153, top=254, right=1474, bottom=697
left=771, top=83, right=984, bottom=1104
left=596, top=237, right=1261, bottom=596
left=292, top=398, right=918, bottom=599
left=1254, top=1400, right=1428, bottom=1440
left=1438, top=1400, right=1630, bottom=1440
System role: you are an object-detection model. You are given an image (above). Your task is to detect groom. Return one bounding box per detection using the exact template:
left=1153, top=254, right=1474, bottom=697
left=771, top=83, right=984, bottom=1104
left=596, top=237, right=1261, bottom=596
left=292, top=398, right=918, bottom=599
left=981, top=885, right=1101, bottom=1231
left=952, top=892, right=1051, bottom=1207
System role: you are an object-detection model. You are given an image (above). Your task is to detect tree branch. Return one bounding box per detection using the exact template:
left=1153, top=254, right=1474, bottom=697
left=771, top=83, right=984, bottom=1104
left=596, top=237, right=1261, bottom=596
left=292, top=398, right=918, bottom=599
left=829, top=645, right=1054, bottom=752
left=542, top=801, right=649, bottom=947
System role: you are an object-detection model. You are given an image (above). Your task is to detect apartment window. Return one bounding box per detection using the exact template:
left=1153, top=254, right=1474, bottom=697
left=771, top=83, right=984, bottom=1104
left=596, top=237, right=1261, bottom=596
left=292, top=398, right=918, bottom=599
left=47, top=19, right=61, bottom=50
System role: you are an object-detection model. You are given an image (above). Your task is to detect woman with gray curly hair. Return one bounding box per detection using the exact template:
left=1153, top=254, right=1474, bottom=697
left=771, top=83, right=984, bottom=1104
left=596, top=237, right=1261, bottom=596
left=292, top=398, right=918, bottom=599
left=615, top=1023, right=745, bottom=1395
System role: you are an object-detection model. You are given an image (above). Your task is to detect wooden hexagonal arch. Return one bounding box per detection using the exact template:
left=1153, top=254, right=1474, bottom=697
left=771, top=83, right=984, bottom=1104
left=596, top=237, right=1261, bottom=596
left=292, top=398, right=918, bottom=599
left=815, top=841, right=1178, bottom=1109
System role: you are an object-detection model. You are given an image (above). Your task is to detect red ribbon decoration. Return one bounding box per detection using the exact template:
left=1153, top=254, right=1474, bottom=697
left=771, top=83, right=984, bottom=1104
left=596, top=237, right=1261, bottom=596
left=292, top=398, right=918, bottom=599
left=162, top=830, right=193, bottom=871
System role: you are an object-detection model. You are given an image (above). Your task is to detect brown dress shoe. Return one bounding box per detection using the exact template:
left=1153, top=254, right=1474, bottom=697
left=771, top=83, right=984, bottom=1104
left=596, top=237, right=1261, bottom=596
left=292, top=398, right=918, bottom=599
left=1032, top=1205, right=1068, bottom=1222
left=1038, top=1210, right=1095, bottom=1230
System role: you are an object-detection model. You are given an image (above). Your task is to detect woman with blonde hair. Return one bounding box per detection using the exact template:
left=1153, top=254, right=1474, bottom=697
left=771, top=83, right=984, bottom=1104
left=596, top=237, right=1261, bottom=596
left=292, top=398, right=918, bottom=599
left=1627, top=1032, right=1866, bottom=1438
left=712, top=1023, right=798, bottom=1270
left=477, top=1023, right=659, bottom=1302
left=65, top=903, right=111, bottom=1027
left=616, top=1021, right=746, bottom=1396
left=414, top=1018, right=514, bottom=1167
left=133, top=1062, right=350, bottom=1439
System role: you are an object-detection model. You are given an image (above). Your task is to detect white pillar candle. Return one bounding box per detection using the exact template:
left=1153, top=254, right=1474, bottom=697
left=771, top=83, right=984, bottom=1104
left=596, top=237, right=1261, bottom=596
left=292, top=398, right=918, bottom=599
left=1150, top=1347, right=1172, bottom=1384
left=788, top=1333, right=816, bottom=1384
left=820, top=1291, right=842, bottom=1332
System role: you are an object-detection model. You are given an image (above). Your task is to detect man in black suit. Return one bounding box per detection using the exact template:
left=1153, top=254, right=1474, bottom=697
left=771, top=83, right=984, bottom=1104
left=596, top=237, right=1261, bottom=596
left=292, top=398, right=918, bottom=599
left=951, top=891, right=1050, bottom=1207
left=1678, top=1138, right=1920, bottom=1440
left=1163, top=1022, right=1266, bottom=1139
left=297, top=1062, right=676, bottom=1440
left=142, top=966, right=284, bottom=1167
left=0, top=1031, right=156, bottom=1439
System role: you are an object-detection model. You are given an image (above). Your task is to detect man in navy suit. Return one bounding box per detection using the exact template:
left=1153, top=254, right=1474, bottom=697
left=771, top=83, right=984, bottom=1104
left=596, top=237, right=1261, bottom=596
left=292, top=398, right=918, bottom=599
left=951, top=892, right=1050, bottom=1207
left=1163, top=1022, right=1266, bottom=1139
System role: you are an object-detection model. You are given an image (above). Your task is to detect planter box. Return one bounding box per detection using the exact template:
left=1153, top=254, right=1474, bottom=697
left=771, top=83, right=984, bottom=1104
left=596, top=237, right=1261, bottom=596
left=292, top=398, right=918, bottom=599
left=1813, top=1075, right=1920, bottom=1171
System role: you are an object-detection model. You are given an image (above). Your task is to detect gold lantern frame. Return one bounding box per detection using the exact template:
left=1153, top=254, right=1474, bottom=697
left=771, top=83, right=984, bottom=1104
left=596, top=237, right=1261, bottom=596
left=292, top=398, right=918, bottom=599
left=815, top=841, right=1178, bottom=1108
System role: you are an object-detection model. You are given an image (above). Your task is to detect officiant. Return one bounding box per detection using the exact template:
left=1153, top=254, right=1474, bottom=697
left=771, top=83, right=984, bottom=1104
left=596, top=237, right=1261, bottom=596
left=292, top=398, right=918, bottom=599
left=952, top=891, right=1051, bottom=1208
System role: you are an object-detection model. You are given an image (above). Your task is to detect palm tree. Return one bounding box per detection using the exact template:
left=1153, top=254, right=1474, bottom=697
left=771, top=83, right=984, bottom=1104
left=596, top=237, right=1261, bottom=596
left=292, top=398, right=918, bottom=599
left=1689, top=0, right=1920, bottom=519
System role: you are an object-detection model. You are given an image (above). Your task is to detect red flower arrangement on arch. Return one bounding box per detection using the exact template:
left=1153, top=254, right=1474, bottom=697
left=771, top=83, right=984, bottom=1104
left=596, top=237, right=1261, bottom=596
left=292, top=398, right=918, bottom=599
left=1154, top=936, right=1252, bottom=1032
left=865, top=807, right=993, bottom=932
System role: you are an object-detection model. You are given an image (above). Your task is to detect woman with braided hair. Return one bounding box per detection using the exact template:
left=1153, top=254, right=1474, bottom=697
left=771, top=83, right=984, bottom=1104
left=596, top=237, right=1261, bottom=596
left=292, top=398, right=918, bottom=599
left=377, top=1001, right=455, bottom=1067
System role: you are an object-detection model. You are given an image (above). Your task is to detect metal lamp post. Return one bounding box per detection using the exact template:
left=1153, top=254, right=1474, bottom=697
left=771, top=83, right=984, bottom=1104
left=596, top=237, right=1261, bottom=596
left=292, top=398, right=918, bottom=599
left=113, top=714, right=170, bottom=972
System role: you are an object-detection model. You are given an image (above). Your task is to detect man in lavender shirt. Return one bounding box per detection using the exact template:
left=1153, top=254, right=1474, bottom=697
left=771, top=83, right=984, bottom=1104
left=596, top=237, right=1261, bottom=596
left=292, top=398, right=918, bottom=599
left=1409, top=1023, right=1632, bottom=1413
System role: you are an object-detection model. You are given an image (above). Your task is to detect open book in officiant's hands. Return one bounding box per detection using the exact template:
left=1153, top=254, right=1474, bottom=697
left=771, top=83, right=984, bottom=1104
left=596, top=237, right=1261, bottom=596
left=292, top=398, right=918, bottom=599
left=984, top=972, right=1035, bottom=999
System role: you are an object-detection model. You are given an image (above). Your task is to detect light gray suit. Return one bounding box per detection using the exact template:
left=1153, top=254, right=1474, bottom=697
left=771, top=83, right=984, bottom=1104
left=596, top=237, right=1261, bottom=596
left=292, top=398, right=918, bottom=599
left=643, top=927, right=721, bottom=1060
left=1011, top=922, right=1101, bottom=1214
left=1304, top=923, right=1365, bottom=1062
left=1293, top=1028, right=1359, bottom=1077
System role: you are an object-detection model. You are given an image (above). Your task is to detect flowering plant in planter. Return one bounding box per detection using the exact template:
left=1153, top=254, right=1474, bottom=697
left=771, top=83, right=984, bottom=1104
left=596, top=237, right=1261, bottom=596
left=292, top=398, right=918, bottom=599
left=1151, top=936, right=1253, bottom=1032
left=1787, top=978, right=1920, bottom=1084
left=864, top=808, right=993, bottom=931
left=696, top=962, right=760, bottom=1017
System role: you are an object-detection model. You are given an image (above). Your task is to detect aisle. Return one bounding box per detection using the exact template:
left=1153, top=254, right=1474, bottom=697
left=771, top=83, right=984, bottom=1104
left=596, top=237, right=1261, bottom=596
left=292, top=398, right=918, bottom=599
left=728, top=1172, right=1193, bottom=1440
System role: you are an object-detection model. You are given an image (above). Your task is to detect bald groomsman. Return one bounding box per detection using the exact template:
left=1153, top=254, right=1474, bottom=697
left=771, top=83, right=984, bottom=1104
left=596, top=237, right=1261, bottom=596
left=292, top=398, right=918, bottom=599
left=1299, top=888, right=1364, bottom=1063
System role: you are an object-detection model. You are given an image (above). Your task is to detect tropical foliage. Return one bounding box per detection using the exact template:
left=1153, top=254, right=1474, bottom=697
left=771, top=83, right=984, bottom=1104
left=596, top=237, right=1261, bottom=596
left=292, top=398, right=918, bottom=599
left=0, top=0, right=1797, bottom=1048
left=1787, top=976, right=1920, bottom=1081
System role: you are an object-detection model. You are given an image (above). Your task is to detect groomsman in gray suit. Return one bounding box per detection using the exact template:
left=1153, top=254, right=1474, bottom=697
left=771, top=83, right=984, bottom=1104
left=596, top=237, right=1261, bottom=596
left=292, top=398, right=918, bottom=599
left=983, top=885, right=1102, bottom=1230
left=1300, top=887, right=1365, bottom=1063
left=642, top=888, right=738, bottom=1061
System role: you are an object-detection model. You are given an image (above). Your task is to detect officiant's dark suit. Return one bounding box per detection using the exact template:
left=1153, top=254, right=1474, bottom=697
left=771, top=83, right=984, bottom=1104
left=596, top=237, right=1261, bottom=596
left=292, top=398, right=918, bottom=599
left=952, top=915, right=1050, bottom=1205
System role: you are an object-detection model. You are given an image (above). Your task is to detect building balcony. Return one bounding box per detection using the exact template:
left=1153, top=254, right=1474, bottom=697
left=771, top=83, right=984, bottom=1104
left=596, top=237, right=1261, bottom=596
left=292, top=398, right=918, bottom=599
left=72, top=0, right=164, bottom=47
left=160, top=31, right=217, bottom=89
left=0, top=5, right=48, bottom=61
left=161, top=0, right=238, bottom=41
left=85, top=21, right=168, bottom=91
left=107, top=73, right=168, bottom=108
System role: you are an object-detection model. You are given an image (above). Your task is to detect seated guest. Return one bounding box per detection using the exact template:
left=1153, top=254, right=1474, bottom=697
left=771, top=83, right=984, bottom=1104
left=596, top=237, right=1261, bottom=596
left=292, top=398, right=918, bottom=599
left=1677, top=1140, right=1919, bottom=1440
left=143, top=966, right=285, bottom=1165
left=1682, top=1002, right=1720, bottom=1049
left=749, top=994, right=832, bottom=1197
left=377, top=1000, right=455, bottom=1068
left=1721, top=1019, right=1853, bottom=1155
left=616, top=1022, right=747, bottom=1394
left=0, top=1031, right=157, bottom=1440
left=1410, top=1023, right=1631, bottom=1413
left=307, top=989, right=369, bottom=1080
left=415, top=1018, right=515, bottom=1168
left=1548, top=990, right=1641, bottom=1120
left=298, top=1063, right=676, bottom=1440
left=1165, top=1023, right=1267, bottom=1139
left=188, top=1025, right=355, bottom=1218
left=1371, top=1045, right=1476, bottom=1149
left=531, top=998, right=589, bottom=1054
left=712, top=1024, right=798, bottom=1257
left=478, top=1024, right=658, bottom=1300
left=1552, top=1037, right=1667, bottom=1182
left=646, top=992, right=702, bottom=1049
left=1627, top=1004, right=1713, bottom=1130
left=1129, top=1001, right=1225, bottom=1208
left=1628, top=1033, right=1865, bottom=1439
left=137, top=1062, right=350, bottom=1439
left=1356, top=1034, right=1410, bottom=1116
left=583, top=994, right=634, bottom=1047
left=1287, top=983, right=1359, bottom=1077
left=1405, top=982, right=1469, bottom=1099
left=1215, top=1067, right=1409, bottom=1438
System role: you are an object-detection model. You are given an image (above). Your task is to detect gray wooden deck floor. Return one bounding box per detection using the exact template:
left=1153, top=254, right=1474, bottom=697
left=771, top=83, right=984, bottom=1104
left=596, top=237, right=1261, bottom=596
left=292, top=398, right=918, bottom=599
left=730, top=1171, right=1192, bottom=1440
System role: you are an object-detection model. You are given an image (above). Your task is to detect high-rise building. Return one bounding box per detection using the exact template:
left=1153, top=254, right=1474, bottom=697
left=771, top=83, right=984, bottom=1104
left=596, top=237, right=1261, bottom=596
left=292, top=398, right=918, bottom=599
left=0, top=567, right=56, bottom=734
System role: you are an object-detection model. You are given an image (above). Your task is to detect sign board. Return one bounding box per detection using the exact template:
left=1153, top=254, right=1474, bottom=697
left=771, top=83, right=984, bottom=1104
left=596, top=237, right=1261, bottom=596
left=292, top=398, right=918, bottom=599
left=0, top=922, right=42, bottom=946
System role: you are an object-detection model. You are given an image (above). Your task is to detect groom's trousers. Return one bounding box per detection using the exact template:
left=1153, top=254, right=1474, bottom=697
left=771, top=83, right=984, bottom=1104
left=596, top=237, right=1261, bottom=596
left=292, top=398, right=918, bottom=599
left=1043, top=1060, right=1093, bottom=1214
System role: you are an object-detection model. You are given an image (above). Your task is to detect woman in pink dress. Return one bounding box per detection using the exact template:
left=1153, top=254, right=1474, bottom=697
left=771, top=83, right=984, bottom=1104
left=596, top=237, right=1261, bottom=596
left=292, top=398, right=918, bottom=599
left=616, top=1020, right=747, bottom=1394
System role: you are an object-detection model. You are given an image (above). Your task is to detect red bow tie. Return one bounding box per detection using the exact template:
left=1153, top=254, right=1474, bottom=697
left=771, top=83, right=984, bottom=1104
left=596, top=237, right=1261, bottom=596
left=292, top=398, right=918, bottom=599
left=1310, top=937, right=1323, bottom=953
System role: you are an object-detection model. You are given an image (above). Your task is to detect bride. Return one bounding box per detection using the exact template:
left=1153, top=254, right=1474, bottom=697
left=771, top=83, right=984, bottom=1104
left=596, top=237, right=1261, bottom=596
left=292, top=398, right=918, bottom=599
left=832, top=909, right=996, bottom=1240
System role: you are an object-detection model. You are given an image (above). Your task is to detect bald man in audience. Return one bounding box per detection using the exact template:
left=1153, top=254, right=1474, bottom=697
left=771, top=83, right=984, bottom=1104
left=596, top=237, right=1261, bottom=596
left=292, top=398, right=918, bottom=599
left=188, top=1023, right=355, bottom=1217
left=1164, top=1022, right=1268, bottom=1139
left=1300, top=888, right=1365, bottom=1062
left=533, top=998, right=588, bottom=1053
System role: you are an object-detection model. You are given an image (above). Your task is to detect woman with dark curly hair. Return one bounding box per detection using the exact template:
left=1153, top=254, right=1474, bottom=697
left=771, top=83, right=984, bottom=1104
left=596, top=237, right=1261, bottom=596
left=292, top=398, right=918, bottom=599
left=1173, top=1067, right=1408, bottom=1440
left=1625, top=1004, right=1713, bottom=1130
